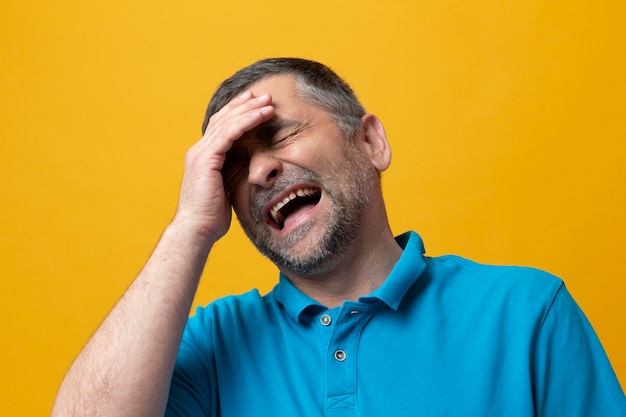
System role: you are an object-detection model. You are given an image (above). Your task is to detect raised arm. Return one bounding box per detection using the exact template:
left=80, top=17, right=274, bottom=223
left=51, top=92, right=274, bottom=417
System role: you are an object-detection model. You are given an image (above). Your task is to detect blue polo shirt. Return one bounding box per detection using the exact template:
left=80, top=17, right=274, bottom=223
left=166, top=231, right=626, bottom=416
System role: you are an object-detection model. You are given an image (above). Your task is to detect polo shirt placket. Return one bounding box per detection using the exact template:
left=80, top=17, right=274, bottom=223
left=322, top=301, right=378, bottom=416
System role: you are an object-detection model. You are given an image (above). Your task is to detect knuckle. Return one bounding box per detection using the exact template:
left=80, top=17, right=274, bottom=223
left=208, top=112, right=220, bottom=125
left=184, top=147, right=198, bottom=165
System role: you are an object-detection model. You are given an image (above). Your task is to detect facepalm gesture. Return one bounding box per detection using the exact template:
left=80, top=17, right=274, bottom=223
left=174, top=91, right=275, bottom=243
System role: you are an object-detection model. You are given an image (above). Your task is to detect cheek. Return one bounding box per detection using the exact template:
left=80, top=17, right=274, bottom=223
left=283, top=142, right=328, bottom=171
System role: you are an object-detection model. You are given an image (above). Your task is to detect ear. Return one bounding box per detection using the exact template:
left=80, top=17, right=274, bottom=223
left=357, top=113, right=392, bottom=172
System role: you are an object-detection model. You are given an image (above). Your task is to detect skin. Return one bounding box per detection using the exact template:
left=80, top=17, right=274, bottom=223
left=228, top=76, right=402, bottom=305
left=51, top=74, right=402, bottom=416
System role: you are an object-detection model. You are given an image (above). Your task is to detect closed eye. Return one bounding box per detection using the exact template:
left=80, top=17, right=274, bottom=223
left=270, top=132, right=294, bottom=147
left=270, top=124, right=307, bottom=148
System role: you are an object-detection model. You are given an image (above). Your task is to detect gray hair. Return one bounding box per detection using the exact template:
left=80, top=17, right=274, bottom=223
left=202, top=58, right=366, bottom=138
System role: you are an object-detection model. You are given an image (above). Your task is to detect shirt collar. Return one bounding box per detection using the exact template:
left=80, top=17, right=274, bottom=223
left=358, top=231, right=426, bottom=310
left=274, top=231, right=427, bottom=321
left=274, top=273, right=325, bottom=322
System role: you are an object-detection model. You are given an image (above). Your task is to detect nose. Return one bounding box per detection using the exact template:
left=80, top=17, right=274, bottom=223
left=247, top=149, right=282, bottom=189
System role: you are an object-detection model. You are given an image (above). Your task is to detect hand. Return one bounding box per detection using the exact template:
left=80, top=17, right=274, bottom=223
left=173, top=91, right=274, bottom=243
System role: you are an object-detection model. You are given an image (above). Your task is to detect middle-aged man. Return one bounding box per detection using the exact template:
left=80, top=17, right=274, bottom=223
left=52, top=58, right=626, bottom=416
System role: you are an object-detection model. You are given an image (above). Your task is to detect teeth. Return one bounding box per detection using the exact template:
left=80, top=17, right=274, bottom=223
left=269, top=187, right=317, bottom=225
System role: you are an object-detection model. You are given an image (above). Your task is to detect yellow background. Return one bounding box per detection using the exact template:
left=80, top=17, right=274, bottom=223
left=1, top=0, right=624, bottom=414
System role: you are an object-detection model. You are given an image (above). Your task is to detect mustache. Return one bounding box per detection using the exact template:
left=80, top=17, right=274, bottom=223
left=249, top=169, right=324, bottom=223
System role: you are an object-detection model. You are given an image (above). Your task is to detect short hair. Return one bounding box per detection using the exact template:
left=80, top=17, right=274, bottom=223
left=202, top=58, right=366, bottom=138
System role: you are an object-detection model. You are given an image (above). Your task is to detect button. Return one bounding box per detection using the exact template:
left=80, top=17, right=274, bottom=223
left=334, top=349, right=347, bottom=362
left=320, top=314, right=332, bottom=326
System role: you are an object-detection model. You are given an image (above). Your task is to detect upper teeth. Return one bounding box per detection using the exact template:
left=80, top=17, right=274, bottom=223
left=269, top=187, right=317, bottom=224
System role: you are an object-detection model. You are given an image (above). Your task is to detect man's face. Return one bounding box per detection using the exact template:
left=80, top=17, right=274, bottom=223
left=223, top=75, right=378, bottom=277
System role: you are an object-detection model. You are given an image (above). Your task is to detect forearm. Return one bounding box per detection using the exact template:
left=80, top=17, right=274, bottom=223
left=52, top=220, right=214, bottom=417
left=52, top=90, right=275, bottom=417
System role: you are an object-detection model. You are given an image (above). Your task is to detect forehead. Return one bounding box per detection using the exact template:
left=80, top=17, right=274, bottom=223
left=244, top=75, right=338, bottom=134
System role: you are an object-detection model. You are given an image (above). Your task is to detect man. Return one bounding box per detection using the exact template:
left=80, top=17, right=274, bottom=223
left=52, top=58, right=626, bottom=416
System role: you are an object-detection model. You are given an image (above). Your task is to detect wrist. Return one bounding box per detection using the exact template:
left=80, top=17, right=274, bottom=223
left=165, top=216, right=221, bottom=253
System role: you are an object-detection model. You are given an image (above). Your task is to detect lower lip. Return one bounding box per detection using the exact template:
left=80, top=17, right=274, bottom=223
left=276, top=202, right=320, bottom=234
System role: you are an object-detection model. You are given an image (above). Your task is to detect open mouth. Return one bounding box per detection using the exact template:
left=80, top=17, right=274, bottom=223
left=268, top=187, right=322, bottom=230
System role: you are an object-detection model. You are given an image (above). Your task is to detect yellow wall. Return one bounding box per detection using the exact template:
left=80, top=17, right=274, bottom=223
left=1, top=0, right=624, bottom=414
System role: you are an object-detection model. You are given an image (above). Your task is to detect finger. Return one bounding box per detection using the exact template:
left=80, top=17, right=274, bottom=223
left=221, top=103, right=274, bottom=141
left=206, top=104, right=275, bottom=155
left=218, top=90, right=254, bottom=112
left=189, top=102, right=274, bottom=169
left=210, top=92, right=272, bottom=127
left=201, top=93, right=274, bottom=143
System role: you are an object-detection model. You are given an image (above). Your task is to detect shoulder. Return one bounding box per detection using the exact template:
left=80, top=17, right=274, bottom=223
left=190, top=288, right=275, bottom=323
left=184, top=288, right=282, bottom=339
left=420, top=254, right=565, bottom=312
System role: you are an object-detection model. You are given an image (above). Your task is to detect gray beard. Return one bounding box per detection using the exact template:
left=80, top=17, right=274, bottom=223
left=237, top=144, right=373, bottom=276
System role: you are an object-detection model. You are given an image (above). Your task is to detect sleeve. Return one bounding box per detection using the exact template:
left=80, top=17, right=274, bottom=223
left=165, top=308, right=216, bottom=417
left=531, top=283, right=626, bottom=416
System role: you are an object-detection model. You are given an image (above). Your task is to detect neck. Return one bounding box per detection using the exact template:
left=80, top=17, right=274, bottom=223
left=282, top=224, right=403, bottom=308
